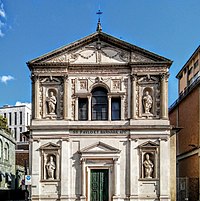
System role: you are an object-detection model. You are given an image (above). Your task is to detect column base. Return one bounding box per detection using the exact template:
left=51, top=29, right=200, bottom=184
left=112, top=195, right=123, bottom=201
left=60, top=195, right=69, bottom=201
left=80, top=196, right=86, bottom=201
left=130, top=195, right=138, bottom=200
left=159, top=195, right=170, bottom=201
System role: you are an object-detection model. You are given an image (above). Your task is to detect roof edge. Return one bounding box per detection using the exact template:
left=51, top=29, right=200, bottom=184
left=176, top=45, right=200, bottom=78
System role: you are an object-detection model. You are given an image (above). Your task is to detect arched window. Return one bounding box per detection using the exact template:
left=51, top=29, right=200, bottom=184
left=4, top=142, right=9, bottom=161
left=92, top=87, right=108, bottom=120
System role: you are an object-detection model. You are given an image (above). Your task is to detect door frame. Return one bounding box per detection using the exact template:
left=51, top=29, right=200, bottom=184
left=87, top=166, right=112, bottom=201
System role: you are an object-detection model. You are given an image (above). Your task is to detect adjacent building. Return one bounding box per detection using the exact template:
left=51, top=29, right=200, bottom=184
left=28, top=25, right=173, bottom=201
left=0, top=115, right=15, bottom=190
left=0, top=105, right=31, bottom=144
left=0, top=104, right=31, bottom=185
left=169, top=45, right=200, bottom=201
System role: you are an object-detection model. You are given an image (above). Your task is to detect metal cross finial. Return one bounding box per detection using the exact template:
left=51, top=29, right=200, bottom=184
left=96, top=9, right=103, bottom=32
left=96, top=9, right=103, bottom=21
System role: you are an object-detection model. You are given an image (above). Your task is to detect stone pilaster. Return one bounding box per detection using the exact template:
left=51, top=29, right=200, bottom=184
left=80, top=158, right=86, bottom=201
left=63, top=76, right=68, bottom=120
left=32, top=75, right=40, bottom=119
left=108, top=95, right=112, bottom=121
left=75, top=97, right=78, bottom=121
left=130, top=138, right=139, bottom=200
left=88, top=95, right=91, bottom=120
left=131, top=74, right=137, bottom=119
left=60, top=139, right=70, bottom=201
left=121, top=95, right=125, bottom=120
left=161, top=73, right=169, bottom=119
left=113, top=158, right=120, bottom=198
left=159, top=139, right=170, bottom=201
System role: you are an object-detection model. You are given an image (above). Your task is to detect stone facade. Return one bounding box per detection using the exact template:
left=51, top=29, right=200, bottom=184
left=0, top=123, right=16, bottom=189
left=28, top=30, right=172, bottom=201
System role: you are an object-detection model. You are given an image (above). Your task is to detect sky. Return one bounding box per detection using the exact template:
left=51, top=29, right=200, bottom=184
left=0, top=0, right=200, bottom=107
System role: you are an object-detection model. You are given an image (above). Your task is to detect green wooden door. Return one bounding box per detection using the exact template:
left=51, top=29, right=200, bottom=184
left=90, top=169, right=109, bottom=201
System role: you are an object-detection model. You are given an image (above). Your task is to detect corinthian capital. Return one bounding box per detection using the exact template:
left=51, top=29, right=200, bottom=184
left=160, top=73, right=169, bottom=81
left=63, top=74, right=68, bottom=82
left=131, top=74, right=137, bottom=81
left=31, top=74, right=39, bottom=82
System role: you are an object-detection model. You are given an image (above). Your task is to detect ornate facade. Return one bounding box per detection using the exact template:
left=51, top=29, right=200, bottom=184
left=28, top=29, right=172, bottom=201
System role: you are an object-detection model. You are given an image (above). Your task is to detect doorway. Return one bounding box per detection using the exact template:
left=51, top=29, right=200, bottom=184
left=90, top=169, right=109, bottom=201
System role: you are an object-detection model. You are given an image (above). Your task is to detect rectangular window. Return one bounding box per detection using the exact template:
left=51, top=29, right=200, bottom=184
left=20, top=111, right=22, bottom=125
left=9, top=112, right=12, bottom=126
left=188, top=67, right=193, bottom=75
left=184, top=67, right=187, bottom=74
left=20, top=127, right=22, bottom=141
left=78, top=98, right=88, bottom=120
left=194, top=60, right=199, bottom=68
left=3, top=113, right=6, bottom=118
left=111, top=98, right=121, bottom=120
left=14, top=112, right=17, bottom=125
left=14, top=127, right=17, bottom=140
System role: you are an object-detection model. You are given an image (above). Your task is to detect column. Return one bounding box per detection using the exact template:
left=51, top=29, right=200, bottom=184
left=159, top=139, right=170, bottom=200
left=75, top=97, right=78, bottom=121
left=113, top=158, right=120, bottom=197
left=108, top=96, right=112, bottom=121
left=161, top=73, right=168, bottom=119
left=121, top=95, right=125, bottom=120
left=131, top=74, right=137, bottom=119
left=60, top=139, right=70, bottom=200
left=88, top=96, right=91, bottom=120
left=130, top=138, right=139, bottom=200
left=63, top=76, right=68, bottom=120
left=81, top=158, right=86, bottom=198
left=33, top=75, right=40, bottom=119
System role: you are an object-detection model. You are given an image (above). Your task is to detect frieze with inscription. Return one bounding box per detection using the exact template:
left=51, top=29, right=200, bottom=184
left=70, top=130, right=129, bottom=135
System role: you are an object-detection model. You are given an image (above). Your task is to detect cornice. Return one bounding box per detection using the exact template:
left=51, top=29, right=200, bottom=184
left=30, top=124, right=171, bottom=131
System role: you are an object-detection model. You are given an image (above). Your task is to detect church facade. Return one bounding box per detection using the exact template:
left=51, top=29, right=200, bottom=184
left=28, top=28, right=172, bottom=201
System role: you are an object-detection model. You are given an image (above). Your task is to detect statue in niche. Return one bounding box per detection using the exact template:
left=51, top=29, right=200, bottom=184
left=46, top=91, right=57, bottom=114
left=143, top=153, right=154, bottom=178
left=143, top=90, right=153, bottom=114
left=46, top=155, right=56, bottom=180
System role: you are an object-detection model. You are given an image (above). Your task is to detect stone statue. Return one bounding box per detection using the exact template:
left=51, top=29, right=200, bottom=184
left=47, top=91, right=57, bottom=114
left=143, top=154, right=154, bottom=178
left=143, top=91, right=153, bottom=114
left=46, top=155, right=56, bottom=179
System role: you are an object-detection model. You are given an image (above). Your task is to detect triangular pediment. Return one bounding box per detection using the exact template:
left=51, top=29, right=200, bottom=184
left=138, top=141, right=159, bottom=148
left=39, top=142, right=60, bottom=150
left=27, top=32, right=172, bottom=66
left=80, top=141, right=120, bottom=154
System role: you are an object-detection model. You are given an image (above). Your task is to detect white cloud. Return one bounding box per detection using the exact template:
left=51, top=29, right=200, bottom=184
left=0, top=2, right=6, bottom=37
left=0, top=75, right=14, bottom=84
left=15, top=102, right=32, bottom=109
left=0, top=2, right=5, bottom=18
